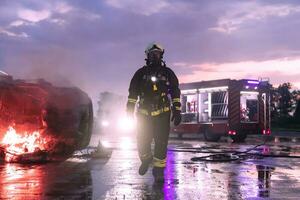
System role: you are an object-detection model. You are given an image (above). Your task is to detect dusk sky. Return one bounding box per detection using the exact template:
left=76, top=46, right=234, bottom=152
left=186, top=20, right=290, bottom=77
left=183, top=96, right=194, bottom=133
left=1, top=0, right=300, bottom=103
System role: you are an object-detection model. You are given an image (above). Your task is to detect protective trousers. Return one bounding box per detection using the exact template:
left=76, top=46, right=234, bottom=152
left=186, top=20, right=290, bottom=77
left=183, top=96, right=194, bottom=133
left=136, top=111, right=170, bottom=172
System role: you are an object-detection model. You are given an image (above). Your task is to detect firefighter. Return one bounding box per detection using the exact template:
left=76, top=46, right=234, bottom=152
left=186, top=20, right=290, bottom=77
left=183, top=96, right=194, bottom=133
left=126, top=42, right=181, bottom=182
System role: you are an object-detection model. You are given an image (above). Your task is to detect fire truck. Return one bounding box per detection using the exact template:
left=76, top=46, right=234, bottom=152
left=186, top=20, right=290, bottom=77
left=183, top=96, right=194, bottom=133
left=172, top=79, right=272, bottom=142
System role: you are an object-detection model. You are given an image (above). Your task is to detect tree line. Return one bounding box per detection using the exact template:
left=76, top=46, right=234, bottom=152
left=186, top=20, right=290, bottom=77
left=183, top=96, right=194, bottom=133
left=271, top=82, right=300, bottom=127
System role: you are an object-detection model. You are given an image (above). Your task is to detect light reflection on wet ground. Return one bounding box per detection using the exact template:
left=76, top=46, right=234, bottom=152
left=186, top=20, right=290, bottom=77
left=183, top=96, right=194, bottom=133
left=0, top=135, right=299, bottom=199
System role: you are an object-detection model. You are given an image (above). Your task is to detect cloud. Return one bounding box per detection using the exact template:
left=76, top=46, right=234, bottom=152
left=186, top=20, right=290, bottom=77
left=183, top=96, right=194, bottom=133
left=55, top=2, right=73, bottom=14
left=48, top=18, right=66, bottom=26
left=0, top=1, right=98, bottom=38
left=105, top=0, right=170, bottom=16
left=211, top=2, right=300, bottom=34
left=1, top=0, right=300, bottom=101
left=179, top=57, right=300, bottom=89
left=9, top=20, right=26, bottom=27
left=0, top=27, right=29, bottom=38
left=18, top=8, right=51, bottom=23
left=82, top=12, right=101, bottom=20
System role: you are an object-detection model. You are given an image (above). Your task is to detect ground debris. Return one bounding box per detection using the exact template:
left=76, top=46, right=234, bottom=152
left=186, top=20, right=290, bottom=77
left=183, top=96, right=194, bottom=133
left=10, top=150, right=49, bottom=163
left=72, top=142, right=112, bottom=159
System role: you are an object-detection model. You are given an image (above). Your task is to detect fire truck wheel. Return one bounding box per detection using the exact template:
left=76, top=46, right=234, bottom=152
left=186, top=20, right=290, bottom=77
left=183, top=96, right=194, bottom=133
left=230, top=132, right=247, bottom=143
left=203, top=129, right=221, bottom=142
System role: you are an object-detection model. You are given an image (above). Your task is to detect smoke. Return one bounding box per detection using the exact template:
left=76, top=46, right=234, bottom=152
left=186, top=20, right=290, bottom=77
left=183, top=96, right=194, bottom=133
left=1, top=50, right=100, bottom=126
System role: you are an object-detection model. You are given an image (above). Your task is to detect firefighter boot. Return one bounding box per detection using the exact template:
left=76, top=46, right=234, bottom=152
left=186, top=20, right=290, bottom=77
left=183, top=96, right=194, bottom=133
left=152, top=167, right=165, bottom=183
left=139, top=155, right=153, bottom=175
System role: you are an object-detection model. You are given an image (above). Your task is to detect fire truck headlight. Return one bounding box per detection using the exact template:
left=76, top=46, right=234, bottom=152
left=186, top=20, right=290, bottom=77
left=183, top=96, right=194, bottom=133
left=254, top=86, right=258, bottom=90
left=117, top=116, right=136, bottom=132
left=101, top=120, right=110, bottom=127
left=120, top=137, right=134, bottom=150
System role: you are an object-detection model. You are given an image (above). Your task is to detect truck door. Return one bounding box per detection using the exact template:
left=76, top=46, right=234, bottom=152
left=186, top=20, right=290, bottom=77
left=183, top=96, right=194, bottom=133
left=181, top=92, right=198, bottom=123
left=240, top=91, right=259, bottom=123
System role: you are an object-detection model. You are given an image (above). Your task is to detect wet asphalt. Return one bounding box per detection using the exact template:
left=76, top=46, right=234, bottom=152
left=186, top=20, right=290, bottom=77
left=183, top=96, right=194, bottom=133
left=0, top=133, right=299, bottom=200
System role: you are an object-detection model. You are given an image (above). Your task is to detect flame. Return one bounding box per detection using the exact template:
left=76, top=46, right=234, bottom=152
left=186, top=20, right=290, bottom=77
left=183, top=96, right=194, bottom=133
left=1, top=126, right=47, bottom=162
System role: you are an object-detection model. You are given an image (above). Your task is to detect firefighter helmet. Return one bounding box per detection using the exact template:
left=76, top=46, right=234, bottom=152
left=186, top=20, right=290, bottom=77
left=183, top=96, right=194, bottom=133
left=145, top=42, right=164, bottom=56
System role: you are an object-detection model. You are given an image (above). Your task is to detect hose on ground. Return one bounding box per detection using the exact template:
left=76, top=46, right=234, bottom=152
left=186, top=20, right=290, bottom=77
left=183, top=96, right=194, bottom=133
left=170, top=138, right=300, bottom=162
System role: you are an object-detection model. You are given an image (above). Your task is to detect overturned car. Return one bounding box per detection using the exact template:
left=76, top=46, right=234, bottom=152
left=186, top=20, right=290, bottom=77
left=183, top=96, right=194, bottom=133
left=0, top=72, right=93, bottom=163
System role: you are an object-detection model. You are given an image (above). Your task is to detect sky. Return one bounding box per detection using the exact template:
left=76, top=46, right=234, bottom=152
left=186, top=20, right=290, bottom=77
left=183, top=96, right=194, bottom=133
left=1, top=0, right=300, bottom=104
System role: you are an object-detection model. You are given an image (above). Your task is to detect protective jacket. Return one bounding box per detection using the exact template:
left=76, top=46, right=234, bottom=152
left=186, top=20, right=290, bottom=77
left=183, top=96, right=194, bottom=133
left=127, top=62, right=181, bottom=116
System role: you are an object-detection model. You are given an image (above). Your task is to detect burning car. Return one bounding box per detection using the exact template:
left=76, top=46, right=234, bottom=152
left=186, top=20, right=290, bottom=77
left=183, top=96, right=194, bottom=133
left=0, top=72, right=93, bottom=163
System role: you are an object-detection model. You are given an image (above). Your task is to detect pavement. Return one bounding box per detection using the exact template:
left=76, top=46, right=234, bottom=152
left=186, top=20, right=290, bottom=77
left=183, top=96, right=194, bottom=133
left=269, top=130, right=300, bottom=138
left=0, top=132, right=300, bottom=200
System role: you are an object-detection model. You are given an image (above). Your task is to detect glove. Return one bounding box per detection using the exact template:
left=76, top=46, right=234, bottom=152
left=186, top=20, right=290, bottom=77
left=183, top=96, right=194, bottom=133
left=171, top=110, right=181, bottom=126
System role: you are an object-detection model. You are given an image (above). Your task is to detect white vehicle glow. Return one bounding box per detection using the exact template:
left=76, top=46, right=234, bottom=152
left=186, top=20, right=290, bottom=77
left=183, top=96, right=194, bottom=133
left=119, top=137, right=134, bottom=150
left=101, top=120, right=110, bottom=127
left=117, top=116, right=136, bottom=132
left=100, top=140, right=111, bottom=148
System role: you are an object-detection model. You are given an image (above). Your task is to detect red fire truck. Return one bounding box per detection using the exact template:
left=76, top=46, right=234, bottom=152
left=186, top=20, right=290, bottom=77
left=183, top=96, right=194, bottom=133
left=172, top=79, right=272, bottom=142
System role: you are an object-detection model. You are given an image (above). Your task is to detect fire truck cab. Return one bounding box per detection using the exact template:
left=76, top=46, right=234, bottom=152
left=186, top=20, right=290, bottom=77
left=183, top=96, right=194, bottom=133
left=172, top=79, right=271, bottom=142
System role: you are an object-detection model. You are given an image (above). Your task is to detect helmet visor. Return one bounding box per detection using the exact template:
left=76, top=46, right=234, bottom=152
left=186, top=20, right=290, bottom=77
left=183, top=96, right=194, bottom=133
left=148, top=49, right=162, bottom=61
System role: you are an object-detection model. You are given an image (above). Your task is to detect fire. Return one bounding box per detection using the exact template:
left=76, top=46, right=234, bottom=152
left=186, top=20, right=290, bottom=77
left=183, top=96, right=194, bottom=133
left=1, top=126, right=47, bottom=162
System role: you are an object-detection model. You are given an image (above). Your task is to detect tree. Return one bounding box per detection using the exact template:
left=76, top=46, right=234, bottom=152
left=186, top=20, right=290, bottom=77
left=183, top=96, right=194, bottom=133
left=292, top=90, right=300, bottom=120
left=270, top=87, right=280, bottom=121
left=277, top=82, right=292, bottom=117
